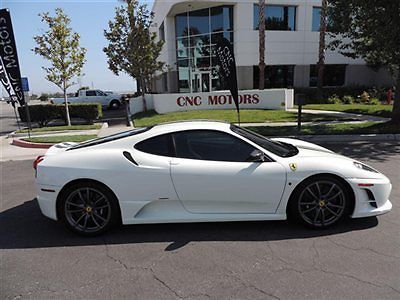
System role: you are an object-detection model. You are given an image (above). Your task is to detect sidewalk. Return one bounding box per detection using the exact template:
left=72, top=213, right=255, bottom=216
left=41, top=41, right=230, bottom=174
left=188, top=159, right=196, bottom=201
left=1, top=136, right=46, bottom=162
left=286, top=108, right=389, bottom=122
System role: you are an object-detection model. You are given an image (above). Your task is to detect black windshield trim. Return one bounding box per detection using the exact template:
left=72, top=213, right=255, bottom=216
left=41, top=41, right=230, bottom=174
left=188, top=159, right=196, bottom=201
left=230, top=125, right=298, bottom=158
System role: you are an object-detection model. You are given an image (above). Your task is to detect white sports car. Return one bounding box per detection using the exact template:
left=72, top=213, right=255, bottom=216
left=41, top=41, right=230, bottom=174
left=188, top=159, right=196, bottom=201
left=34, top=121, right=392, bottom=236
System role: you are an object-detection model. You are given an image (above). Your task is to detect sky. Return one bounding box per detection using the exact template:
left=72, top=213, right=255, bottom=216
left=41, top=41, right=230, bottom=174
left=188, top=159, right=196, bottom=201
left=0, top=0, right=154, bottom=95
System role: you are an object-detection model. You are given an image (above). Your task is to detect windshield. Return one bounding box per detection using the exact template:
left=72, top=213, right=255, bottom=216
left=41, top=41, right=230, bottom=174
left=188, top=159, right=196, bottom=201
left=231, top=125, right=298, bottom=157
left=68, top=127, right=152, bottom=150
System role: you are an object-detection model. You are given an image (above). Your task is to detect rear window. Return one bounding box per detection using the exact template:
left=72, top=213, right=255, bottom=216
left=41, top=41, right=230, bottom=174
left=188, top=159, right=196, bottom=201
left=68, top=127, right=152, bottom=150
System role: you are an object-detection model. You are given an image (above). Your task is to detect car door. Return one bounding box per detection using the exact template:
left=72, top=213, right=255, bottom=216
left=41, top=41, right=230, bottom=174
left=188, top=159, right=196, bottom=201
left=84, top=90, right=97, bottom=104
left=170, top=130, right=287, bottom=214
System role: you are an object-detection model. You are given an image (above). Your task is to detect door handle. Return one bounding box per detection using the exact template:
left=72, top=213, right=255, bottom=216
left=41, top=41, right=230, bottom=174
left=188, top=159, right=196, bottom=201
left=170, top=161, right=180, bottom=166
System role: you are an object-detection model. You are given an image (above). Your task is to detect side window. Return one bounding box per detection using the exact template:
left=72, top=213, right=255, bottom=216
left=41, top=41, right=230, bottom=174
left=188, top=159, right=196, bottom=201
left=86, top=90, right=96, bottom=96
left=173, top=130, right=257, bottom=162
left=134, top=134, right=174, bottom=157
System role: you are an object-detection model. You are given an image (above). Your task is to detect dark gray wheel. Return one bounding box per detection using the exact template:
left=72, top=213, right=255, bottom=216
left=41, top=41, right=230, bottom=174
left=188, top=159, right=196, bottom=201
left=109, top=100, right=120, bottom=110
left=59, top=182, right=120, bottom=236
left=289, top=176, right=350, bottom=228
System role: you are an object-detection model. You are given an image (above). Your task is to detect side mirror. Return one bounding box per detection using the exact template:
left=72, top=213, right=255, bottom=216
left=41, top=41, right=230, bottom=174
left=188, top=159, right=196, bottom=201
left=248, top=149, right=266, bottom=162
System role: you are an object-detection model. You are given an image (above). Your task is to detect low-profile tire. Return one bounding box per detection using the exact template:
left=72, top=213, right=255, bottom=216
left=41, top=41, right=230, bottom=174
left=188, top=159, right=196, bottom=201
left=288, top=176, right=351, bottom=228
left=58, top=181, right=120, bottom=236
left=109, top=100, right=121, bottom=110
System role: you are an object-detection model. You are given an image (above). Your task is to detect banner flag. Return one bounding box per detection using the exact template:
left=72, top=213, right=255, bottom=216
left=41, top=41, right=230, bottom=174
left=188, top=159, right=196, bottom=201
left=0, top=9, right=25, bottom=106
left=215, top=37, right=239, bottom=114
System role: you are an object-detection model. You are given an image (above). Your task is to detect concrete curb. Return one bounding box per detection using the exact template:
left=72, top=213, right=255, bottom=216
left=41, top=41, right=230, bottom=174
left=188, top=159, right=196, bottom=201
left=12, top=138, right=52, bottom=149
left=280, top=134, right=400, bottom=143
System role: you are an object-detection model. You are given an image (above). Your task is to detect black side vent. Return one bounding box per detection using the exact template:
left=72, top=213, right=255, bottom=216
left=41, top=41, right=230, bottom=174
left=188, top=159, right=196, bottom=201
left=365, top=189, right=377, bottom=208
left=123, top=151, right=138, bottom=166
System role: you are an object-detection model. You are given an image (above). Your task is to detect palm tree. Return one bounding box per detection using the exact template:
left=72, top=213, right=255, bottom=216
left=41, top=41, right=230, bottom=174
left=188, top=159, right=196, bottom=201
left=316, top=0, right=328, bottom=100
left=258, top=0, right=266, bottom=90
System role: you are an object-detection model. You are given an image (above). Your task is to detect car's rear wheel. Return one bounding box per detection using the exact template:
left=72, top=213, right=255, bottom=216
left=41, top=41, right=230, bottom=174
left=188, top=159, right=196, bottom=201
left=289, top=176, right=351, bottom=228
left=109, top=100, right=120, bottom=110
left=59, top=182, right=120, bottom=236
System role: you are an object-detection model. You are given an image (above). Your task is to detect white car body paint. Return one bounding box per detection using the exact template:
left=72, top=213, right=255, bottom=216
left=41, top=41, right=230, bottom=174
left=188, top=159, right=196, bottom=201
left=35, top=121, right=392, bottom=225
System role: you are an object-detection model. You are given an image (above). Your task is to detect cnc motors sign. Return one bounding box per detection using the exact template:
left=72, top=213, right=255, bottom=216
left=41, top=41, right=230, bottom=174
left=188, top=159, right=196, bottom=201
left=151, top=89, right=294, bottom=114
left=176, top=93, right=260, bottom=108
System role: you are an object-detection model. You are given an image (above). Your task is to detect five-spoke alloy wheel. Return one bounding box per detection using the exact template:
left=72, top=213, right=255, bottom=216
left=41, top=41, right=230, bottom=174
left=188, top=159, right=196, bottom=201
left=59, top=182, right=120, bottom=236
left=289, top=176, right=351, bottom=228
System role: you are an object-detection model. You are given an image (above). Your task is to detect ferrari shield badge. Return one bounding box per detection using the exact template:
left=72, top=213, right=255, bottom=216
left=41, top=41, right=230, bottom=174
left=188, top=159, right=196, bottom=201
left=289, top=163, right=297, bottom=171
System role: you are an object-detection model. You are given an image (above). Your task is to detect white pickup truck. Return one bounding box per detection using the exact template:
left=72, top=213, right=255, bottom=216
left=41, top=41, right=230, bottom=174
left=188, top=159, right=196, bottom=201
left=51, top=89, right=122, bottom=109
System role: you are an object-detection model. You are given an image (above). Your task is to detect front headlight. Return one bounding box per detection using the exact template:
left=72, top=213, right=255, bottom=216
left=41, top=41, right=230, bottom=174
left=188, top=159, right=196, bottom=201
left=353, top=161, right=379, bottom=173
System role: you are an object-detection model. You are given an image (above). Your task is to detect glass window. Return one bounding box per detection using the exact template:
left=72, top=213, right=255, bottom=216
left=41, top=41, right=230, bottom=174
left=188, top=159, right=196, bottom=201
left=189, top=34, right=210, bottom=48
left=159, top=22, right=165, bottom=41
left=176, top=13, right=188, bottom=37
left=211, top=6, right=233, bottom=32
left=309, top=64, right=346, bottom=87
left=86, top=90, right=96, bottom=96
left=135, top=134, right=174, bottom=157
left=254, top=5, right=296, bottom=31
left=312, top=7, right=321, bottom=31
left=173, top=130, right=257, bottom=162
left=175, top=6, right=234, bottom=93
left=253, top=65, right=294, bottom=88
left=189, top=8, right=210, bottom=35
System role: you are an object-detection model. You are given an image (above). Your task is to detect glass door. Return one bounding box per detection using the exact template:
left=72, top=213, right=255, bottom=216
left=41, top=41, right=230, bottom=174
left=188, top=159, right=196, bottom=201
left=191, top=71, right=211, bottom=93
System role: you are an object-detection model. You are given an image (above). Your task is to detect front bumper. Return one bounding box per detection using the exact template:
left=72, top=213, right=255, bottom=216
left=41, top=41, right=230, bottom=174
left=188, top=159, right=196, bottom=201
left=347, top=177, right=392, bottom=218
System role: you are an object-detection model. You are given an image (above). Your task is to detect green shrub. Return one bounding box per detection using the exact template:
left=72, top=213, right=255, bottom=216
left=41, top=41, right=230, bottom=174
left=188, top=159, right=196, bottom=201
left=17, top=105, right=59, bottom=127
left=68, top=103, right=103, bottom=124
left=327, top=94, right=341, bottom=104
left=342, top=95, right=354, bottom=104
left=18, top=104, right=102, bottom=127
left=370, top=98, right=380, bottom=105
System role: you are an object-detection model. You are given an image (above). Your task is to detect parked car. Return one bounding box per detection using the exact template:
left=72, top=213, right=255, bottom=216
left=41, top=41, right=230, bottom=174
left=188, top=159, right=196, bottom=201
left=34, top=121, right=392, bottom=236
left=51, top=89, right=122, bottom=109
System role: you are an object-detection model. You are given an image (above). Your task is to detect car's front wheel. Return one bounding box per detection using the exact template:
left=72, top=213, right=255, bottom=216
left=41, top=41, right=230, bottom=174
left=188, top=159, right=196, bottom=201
left=58, top=182, right=120, bottom=236
left=288, top=176, right=351, bottom=228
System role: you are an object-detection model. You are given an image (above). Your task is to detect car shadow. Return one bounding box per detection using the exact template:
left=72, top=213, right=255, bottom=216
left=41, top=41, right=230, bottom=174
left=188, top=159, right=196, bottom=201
left=319, top=141, right=400, bottom=163
left=0, top=199, right=378, bottom=251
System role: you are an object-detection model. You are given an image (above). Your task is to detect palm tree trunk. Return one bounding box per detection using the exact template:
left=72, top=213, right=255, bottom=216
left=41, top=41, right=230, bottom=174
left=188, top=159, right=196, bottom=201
left=392, top=76, right=400, bottom=123
left=258, top=0, right=266, bottom=90
left=316, top=0, right=327, bottom=101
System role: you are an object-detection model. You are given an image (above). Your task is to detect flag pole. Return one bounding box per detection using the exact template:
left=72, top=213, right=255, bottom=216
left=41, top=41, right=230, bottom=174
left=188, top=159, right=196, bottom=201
left=24, top=102, right=32, bottom=138
left=11, top=100, right=21, bottom=130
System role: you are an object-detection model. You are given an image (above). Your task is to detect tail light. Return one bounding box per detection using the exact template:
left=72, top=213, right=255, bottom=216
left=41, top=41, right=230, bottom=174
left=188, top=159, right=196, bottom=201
left=33, top=155, right=44, bottom=170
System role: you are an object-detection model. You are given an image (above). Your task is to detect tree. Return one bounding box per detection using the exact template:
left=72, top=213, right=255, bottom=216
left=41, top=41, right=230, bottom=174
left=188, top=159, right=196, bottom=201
left=258, top=0, right=266, bottom=90
left=328, top=0, right=400, bottom=123
left=316, top=0, right=328, bottom=100
left=33, top=8, right=86, bottom=126
left=104, top=0, right=164, bottom=111
left=38, top=93, right=49, bottom=102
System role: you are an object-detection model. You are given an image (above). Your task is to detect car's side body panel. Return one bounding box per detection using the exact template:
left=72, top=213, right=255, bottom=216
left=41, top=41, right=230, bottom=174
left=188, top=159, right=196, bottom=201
left=170, top=158, right=287, bottom=214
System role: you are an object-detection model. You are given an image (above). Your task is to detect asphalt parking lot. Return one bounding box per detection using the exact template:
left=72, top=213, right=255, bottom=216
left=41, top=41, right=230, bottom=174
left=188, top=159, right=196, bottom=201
left=1, top=141, right=399, bottom=299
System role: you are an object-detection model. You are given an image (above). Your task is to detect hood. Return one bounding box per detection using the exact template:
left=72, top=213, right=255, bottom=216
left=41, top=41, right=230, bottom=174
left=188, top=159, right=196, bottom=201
left=271, top=138, right=333, bottom=154
left=45, top=142, right=78, bottom=156
left=271, top=137, right=351, bottom=160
